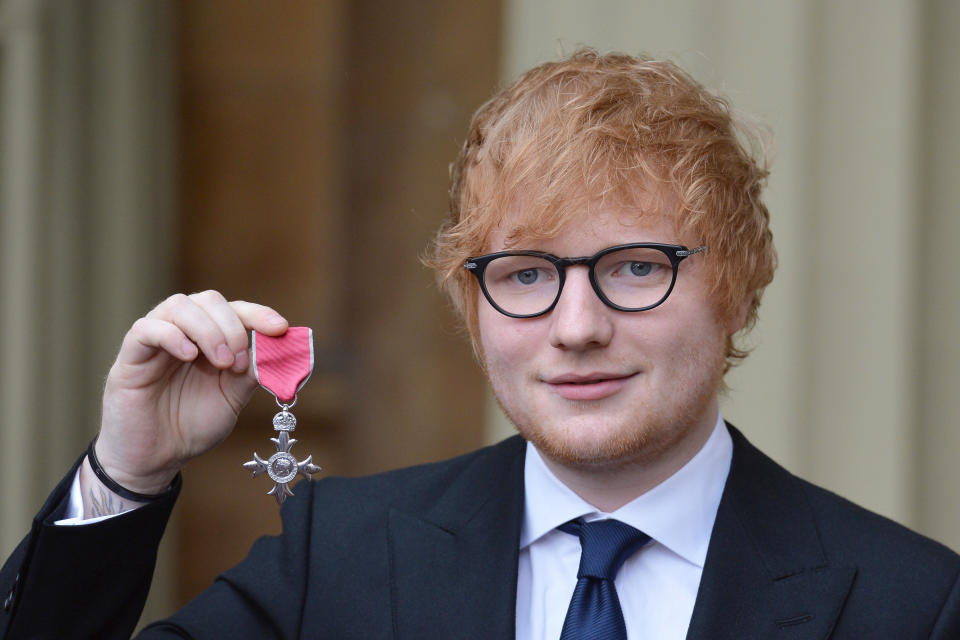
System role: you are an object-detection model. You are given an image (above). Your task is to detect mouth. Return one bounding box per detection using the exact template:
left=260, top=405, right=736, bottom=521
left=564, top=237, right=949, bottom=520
left=543, top=372, right=637, bottom=401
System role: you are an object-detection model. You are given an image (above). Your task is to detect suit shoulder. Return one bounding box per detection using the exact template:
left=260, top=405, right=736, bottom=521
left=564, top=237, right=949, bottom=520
left=727, top=424, right=960, bottom=583
left=723, top=426, right=960, bottom=636
left=798, top=476, right=960, bottom=568
left=303, top=435, right=526, bottom=516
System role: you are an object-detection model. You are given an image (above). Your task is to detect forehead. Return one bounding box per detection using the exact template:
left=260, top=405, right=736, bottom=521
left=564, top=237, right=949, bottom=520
left=485, top=205, right=683, bottom=254
left=481, top=177, right=684, bottom=251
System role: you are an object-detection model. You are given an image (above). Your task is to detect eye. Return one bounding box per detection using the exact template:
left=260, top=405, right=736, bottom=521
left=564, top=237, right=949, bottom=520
left=484, top=255, right=557, bottom=290
left=612, top=261, right=661, bottom=278
left=511, top=268, right=548, bottom=285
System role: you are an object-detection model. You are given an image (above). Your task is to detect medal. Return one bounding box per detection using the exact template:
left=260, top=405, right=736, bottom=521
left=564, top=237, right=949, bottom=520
left=243, top=327, right=321, bottom=504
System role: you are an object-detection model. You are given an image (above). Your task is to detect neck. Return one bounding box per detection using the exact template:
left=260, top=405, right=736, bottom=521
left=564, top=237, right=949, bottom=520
left=540, top=401, right=720, bottom=512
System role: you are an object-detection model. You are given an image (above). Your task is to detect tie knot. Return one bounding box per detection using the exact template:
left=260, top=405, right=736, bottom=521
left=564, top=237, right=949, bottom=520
left=558, top=518, right=650, bottom=580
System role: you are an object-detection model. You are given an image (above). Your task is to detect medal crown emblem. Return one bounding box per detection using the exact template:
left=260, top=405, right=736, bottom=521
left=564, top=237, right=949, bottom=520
left=273, top=411, right=297, bottom=431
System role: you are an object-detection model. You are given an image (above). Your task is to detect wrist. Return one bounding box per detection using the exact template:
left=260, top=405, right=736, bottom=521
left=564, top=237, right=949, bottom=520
left=78, top=457, right=144, bottom=519
left=88, top=436, right=180, bottom=499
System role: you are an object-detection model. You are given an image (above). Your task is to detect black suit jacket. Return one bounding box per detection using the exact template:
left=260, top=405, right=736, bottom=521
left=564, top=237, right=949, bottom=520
left=2, top=425, right=959, bottom=639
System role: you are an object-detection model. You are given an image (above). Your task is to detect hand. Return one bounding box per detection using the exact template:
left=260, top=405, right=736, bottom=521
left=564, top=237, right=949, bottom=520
left=94, top=291, right=288, bottom=494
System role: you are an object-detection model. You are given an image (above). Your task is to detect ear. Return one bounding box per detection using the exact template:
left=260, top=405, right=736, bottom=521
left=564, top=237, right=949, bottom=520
left=726, top=295, right=753, bottom=336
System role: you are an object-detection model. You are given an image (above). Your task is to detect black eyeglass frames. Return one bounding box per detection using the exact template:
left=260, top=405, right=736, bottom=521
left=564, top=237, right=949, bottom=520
left=464, top=243, right=707, bottom=318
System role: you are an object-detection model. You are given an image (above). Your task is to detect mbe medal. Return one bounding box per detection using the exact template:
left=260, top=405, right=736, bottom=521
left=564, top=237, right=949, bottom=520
left=243, top=327, right=321, bottom=505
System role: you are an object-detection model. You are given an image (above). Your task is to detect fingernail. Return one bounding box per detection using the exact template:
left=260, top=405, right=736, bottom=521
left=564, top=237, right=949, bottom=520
left=233, top=349, right=249, bottom=372
left=216, top=343, right=233, bottom=365
left=267, top=314, right=285, bottom=327
left=181, top=340, right=197, bottom=357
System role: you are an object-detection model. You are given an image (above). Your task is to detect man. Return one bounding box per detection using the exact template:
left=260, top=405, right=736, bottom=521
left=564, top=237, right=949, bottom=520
left=2, top=49, right=958, bottom=639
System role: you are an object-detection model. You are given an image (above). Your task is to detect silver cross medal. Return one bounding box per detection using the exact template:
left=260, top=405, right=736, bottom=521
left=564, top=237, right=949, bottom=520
left=243, top=327, right=321, bottom=505
left=243, top=405, right=320, bottom=504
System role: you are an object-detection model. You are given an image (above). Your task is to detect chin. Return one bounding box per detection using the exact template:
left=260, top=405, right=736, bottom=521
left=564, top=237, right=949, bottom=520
left=506, top=383, right=721, bottom=472
left=514, top=413, right=675, bottom=470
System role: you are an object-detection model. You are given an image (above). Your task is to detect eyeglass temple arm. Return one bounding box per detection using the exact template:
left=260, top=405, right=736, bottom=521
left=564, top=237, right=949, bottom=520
left=675, top=245, right=707, bottom=257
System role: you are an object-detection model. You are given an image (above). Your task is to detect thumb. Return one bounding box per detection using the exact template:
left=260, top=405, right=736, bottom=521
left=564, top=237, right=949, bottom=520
left=221, top=356, right=260, bottom=413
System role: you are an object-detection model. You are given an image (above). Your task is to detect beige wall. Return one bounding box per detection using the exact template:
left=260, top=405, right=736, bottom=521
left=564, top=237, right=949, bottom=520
left=0, top=0, right=177, bottom=622
left=489, top=0, right=960, bottom=550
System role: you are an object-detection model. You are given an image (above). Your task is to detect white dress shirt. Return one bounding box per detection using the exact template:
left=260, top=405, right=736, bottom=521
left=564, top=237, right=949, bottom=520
left=516, top=413, right=732, bottom=640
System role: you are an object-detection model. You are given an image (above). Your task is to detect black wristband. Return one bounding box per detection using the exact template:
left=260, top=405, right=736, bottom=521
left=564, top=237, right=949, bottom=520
left=86, top=436, right=179, bottom=502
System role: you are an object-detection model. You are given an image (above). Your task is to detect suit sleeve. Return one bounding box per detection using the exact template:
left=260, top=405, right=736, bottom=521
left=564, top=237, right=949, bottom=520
left=0, top=456, right=180, bottom=640
left=137, top=479, right=316, bottom=640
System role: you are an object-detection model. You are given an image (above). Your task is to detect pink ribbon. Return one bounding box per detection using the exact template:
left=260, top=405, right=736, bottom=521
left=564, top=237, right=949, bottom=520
left=252, top=327, right=314, bottom=404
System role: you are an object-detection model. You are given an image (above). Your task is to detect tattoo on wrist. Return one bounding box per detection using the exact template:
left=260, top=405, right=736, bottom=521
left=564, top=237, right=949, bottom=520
left=88, top=487, right=127, bottom=518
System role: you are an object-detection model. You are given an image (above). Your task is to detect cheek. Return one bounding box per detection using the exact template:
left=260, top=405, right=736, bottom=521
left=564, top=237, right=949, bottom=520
left=478, top=307, right=518, bottom=370
left=638, top=305, right=726, bottom=369
left=478, top=319, right=525, bottom=410
left=478, top=310, right=547, bottom=389
left=476, top=304, right=500, bottom=354
left=672, top=313, right=729, bottom=370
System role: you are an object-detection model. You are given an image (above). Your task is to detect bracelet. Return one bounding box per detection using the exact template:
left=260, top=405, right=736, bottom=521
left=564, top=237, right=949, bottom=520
left=86, top=436, right=179, bottom=502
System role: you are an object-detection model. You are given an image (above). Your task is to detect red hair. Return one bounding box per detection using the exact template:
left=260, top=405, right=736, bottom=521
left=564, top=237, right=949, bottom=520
left=426, top=49, right=776, bottom=369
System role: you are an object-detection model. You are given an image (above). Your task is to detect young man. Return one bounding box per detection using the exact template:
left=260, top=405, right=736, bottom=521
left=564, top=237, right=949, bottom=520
left=2, top=50, right=958, bottom=639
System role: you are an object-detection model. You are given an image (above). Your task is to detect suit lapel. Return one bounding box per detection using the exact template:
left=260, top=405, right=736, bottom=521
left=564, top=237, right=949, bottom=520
left=389, top=436, right=526, bottom=640
left=386, top=426, right=858, bottom=639
left=686, top=425, right=856, bottom=639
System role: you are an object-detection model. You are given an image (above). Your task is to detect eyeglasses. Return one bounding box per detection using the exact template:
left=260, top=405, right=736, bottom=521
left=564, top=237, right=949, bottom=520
left=464, top=243, right=707, bottom=318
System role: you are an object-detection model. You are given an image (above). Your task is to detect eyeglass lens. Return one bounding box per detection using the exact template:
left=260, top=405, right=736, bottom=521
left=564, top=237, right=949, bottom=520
left=482, top=246, right=675, bottom=316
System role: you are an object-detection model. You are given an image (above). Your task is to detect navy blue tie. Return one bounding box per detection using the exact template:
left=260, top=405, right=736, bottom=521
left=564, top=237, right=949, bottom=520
left=558, top=518, right=651, bottom=640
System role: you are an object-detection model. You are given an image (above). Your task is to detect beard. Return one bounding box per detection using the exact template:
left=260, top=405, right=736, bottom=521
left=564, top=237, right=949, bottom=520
left=490, top=339, right=727, bottom=473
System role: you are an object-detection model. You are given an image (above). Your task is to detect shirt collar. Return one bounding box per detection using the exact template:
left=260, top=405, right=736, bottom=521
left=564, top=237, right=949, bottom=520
left=520, top=412, right=732, bottom=568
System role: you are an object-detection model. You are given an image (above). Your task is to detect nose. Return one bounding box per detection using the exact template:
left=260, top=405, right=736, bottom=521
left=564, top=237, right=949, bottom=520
left=548, top=267, right=614, bottom=350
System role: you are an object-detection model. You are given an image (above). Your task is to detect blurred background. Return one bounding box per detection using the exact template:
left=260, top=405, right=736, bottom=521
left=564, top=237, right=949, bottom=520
left=1, top=0, right=958, bottom=626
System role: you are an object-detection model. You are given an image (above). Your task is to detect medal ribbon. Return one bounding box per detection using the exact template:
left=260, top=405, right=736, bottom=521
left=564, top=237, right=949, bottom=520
left=252, top=327, right=314, bottom=405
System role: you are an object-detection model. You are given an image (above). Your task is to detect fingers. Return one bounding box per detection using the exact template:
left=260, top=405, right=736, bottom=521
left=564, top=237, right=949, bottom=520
left=122, top=317, right=198, bottom=366
left=145, top=293, right=235, bottom=369
left=228, top=300, right=288, bottom=335
left=137, top=291, right=288, bottom=372
left=191, top=290, right=249, bottom=371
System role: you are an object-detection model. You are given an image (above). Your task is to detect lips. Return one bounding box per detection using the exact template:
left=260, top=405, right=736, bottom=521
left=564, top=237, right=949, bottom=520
left=543, top=372, right=636, bottom=401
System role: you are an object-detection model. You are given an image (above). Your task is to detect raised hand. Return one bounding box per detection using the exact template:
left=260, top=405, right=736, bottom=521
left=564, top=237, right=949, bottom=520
left=92, top=290, right=288, bottom=496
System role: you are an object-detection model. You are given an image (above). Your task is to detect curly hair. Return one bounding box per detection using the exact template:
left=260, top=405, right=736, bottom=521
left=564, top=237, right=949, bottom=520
left=425, top=48, right=776, bottom=370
